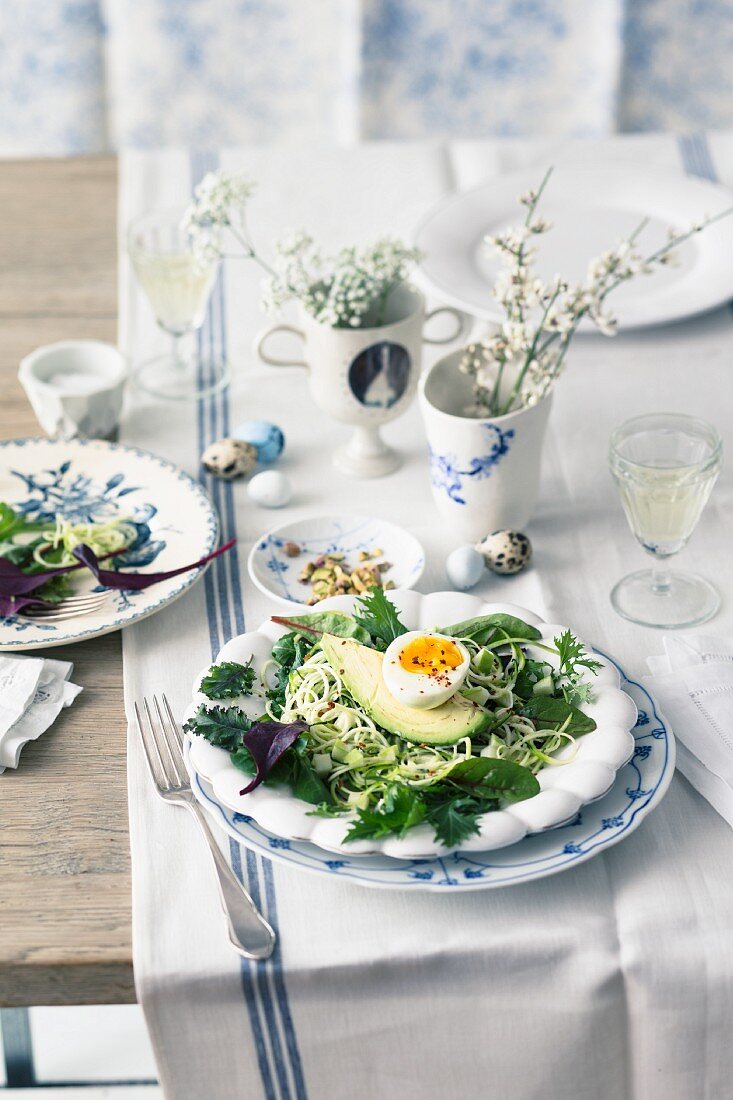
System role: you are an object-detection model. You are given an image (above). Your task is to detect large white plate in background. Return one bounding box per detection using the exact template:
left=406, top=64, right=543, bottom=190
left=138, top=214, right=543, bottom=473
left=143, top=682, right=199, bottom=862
left=414, top=166, right=733, bottom=330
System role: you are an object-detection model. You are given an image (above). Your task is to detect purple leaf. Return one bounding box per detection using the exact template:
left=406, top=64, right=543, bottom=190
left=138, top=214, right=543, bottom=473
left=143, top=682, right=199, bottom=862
left=239, top=719, right=308, bottom=795
left=0, top=592, right=54, bottom=617
left=71, top=538, right=236, bottom=591
left=0, top=557, right=79, bottom=596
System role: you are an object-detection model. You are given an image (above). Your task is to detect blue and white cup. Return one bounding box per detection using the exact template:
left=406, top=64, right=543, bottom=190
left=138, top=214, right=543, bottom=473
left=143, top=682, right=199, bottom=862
left=255, top=285, right=465, bottom=478
left=419, top=350, right=552, bottom=541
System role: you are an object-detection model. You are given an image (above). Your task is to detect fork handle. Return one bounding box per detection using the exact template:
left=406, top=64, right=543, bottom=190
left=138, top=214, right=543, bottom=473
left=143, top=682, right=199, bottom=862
left=183, top=799, right=276, bottom=960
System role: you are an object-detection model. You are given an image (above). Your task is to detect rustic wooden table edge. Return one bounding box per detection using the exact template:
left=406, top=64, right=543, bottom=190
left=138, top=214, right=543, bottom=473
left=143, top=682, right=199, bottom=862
left=0, top=155, right=136, bottom=1006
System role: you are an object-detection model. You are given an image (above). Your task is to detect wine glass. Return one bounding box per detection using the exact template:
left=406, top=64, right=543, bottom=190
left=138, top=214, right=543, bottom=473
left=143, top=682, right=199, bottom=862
left=128, top=209, right=228, bottom=400
left=609, top=413, right=722, bottom=628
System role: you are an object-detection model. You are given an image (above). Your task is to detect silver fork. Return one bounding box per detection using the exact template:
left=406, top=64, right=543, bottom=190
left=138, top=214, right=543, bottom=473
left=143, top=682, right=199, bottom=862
left=18, top=590, right=111, bottom=622
left=134, top=694, right=276, bottom=961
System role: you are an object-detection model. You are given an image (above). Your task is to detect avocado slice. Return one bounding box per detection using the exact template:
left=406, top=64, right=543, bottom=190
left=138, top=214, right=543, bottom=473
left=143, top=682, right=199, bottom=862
left=320, top=634, right=491, bottom=746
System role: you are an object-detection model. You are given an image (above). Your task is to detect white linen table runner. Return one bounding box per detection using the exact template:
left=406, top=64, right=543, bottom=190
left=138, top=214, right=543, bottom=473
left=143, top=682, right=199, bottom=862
left=120, top=133, right=733, bottom=1100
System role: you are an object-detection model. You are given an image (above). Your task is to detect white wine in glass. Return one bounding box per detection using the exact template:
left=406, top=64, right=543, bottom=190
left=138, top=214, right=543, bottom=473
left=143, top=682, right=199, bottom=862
left=128, top=209, right=228, bottom=400
left=609, top=413, right=722, bottom=628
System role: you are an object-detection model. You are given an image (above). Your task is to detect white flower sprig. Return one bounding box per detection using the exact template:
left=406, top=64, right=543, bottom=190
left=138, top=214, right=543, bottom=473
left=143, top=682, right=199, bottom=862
left=261, top=235, right=422, bottom=328
left=182, top=171, right=422, bottom=329
left=461, top=168, right=733, bottom=417
left=182, top=170, right=257, bottom=266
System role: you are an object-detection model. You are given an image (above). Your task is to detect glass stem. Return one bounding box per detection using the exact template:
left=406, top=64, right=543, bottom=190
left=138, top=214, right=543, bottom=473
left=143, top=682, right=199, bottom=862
left=171, top=333, right=184, bottom=369
left=651, top=559, right=672, bottom=594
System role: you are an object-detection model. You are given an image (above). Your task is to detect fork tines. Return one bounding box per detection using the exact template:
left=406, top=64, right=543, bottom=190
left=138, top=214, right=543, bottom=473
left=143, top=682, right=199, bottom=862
left=20, top=590, right=111, bottom=622
left=135, top=694, right=189, bottom=794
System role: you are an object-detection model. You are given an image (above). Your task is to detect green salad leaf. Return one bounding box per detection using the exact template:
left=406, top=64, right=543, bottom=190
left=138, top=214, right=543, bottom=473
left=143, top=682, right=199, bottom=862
left=184, top=704, right=252, bottom=751
left=273, top=610, right=372, bottom=646
left=423, top=795, right=491, bottom=848
left=346, top=784, right=426, bottom=841
left=0, top=504, right=45, bottom=541
left=266, top=631, right=313, bottom=717
left=442, top=613, right=542, bottom=646
left=446, top=756, right=541, bottom=802
left=353, top=586, right=408, bottom=651
left=517, top=695, right=596, bottom=734
left=199, top=660, right=256, bottom=700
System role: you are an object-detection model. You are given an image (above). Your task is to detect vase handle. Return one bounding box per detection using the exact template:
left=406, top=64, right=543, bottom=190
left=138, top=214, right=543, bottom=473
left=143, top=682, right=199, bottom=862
left=422, top=307, right=470, bottom=346
left=254, top=324, right=307, bottom=368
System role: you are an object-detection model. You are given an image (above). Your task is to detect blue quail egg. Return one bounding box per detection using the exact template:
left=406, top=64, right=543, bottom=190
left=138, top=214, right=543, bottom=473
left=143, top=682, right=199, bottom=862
left=247, top=470, right=292, bottom=508
left=233, top=420, right=285, bottom=464
left=446, top=545, right=485, bottom=590
left=477, top=530, right=532, bottom=575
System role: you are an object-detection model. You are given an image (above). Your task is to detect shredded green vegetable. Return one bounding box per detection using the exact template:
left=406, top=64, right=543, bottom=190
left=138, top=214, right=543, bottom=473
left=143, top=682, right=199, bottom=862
left=265, top=635, right=579, bottom=814
left=32, top=516, right=136, bottom=568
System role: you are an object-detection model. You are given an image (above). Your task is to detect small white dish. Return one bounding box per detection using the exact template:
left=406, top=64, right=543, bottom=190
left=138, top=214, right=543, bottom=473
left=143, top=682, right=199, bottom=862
left=247, top=514, right=425, bottom=606
left=185, top=592, right=640, bottom=859
left=414, top=165, right=733, bottom=331
left=19, top=340, right=128, bottom=440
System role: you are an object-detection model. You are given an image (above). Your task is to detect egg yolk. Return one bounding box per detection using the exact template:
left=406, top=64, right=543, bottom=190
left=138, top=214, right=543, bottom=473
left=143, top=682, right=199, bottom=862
left=398, top=636, right=464, bottom=680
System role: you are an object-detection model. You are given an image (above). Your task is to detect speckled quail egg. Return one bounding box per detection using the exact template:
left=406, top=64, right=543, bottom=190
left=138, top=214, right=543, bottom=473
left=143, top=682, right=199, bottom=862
left=247, top=470, right=292, bottom=508
left=382, top=632, right=470, bottom=710
left=233, top=420, right=285, bottom=464
left=477, top=530, right=532, bottom=575
left=446, top=545, right=485, bottom=590
left=201, top=438, right=257, bottom=480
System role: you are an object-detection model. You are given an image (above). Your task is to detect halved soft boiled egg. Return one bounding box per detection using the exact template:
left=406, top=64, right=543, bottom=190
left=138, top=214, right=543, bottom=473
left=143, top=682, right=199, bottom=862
left=382, top=632, right=470, bottom=710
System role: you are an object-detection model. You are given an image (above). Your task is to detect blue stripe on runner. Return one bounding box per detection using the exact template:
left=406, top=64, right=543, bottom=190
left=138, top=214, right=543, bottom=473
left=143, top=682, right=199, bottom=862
left=217, top=275, right=246, bottom=637
left=677, top=134, right=733, bottom=318
left=197, top=331, right=221, bottom=660
left=211, top=230, right=304, bottom=1100
left=261, top=874, right=309, bottom=1100
left=678, top=133, right=717, bottom=181
left=191, top=150, right=278, bottom=1100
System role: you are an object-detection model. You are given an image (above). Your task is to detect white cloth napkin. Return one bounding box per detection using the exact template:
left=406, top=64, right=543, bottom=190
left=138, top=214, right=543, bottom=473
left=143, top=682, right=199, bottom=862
left=645, top=635, right=733, bottom=826
left=0, top=654, right=82, bottom=772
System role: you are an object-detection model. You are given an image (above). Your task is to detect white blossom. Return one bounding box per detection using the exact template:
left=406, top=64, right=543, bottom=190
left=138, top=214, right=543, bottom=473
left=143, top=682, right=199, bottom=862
left=462, top=168, right=725, bottom=417
left=262, top=236, right=423, bottom=328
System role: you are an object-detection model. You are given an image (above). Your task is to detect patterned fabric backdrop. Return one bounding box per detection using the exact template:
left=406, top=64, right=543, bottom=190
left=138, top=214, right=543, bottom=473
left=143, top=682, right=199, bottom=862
left=2, top=0, right=733, bottom=155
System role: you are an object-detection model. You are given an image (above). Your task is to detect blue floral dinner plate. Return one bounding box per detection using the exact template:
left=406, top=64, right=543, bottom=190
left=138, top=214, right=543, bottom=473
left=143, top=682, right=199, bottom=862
left=185, top=655, right=675, bottom=892
left=0, top=437, right=218, bottom=650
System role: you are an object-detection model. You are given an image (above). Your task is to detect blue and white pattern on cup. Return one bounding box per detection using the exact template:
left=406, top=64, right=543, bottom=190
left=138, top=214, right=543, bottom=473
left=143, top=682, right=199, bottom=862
left=429, top=424, right=515, bottom=505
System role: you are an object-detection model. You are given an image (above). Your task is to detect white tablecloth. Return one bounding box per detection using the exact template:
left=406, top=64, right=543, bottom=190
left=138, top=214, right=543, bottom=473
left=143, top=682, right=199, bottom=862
left=120, top=133, right=733, bottom=1100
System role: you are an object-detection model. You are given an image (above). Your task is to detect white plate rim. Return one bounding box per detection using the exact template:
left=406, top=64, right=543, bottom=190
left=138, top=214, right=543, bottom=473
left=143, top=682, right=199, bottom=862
left=0, top=436, right=218, bottom=650
left=414, top=164, right=733, bottom=330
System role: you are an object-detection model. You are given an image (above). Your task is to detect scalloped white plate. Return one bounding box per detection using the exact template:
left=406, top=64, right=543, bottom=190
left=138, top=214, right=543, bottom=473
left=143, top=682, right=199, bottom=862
left=185, top=591, right=638, bottom=858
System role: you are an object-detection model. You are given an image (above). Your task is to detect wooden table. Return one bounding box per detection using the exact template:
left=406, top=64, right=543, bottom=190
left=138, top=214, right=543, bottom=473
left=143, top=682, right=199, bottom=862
left=0, top=157, right=135, bottom=1007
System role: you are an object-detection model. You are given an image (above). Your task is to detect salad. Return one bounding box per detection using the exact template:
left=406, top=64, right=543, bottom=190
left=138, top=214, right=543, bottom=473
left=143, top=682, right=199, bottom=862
left=186, top=589, right=603, bottom=848
left=0, top=501, right=234, bottom=617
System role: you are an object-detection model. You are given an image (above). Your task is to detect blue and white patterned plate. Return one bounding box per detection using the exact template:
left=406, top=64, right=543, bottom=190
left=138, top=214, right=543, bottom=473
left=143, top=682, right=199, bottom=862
left=0, top=437, right=218, bottom=650
left=247, top=514, right=425, bottom=606
left=185, top=653, right=675, bottom=892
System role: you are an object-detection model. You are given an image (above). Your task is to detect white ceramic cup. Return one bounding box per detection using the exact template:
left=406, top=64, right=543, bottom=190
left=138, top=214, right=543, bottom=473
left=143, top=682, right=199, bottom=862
left=254, top=285, right=466, bottom=477
left=18, top=340, right=128, bottom=440
left=419, top=349, right=552, bottom=541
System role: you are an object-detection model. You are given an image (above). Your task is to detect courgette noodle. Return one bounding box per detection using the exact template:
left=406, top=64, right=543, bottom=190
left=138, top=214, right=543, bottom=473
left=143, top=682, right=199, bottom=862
left=265, top=634, right=579, bottom=813
left=32, top=515, right=136, bottom=568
